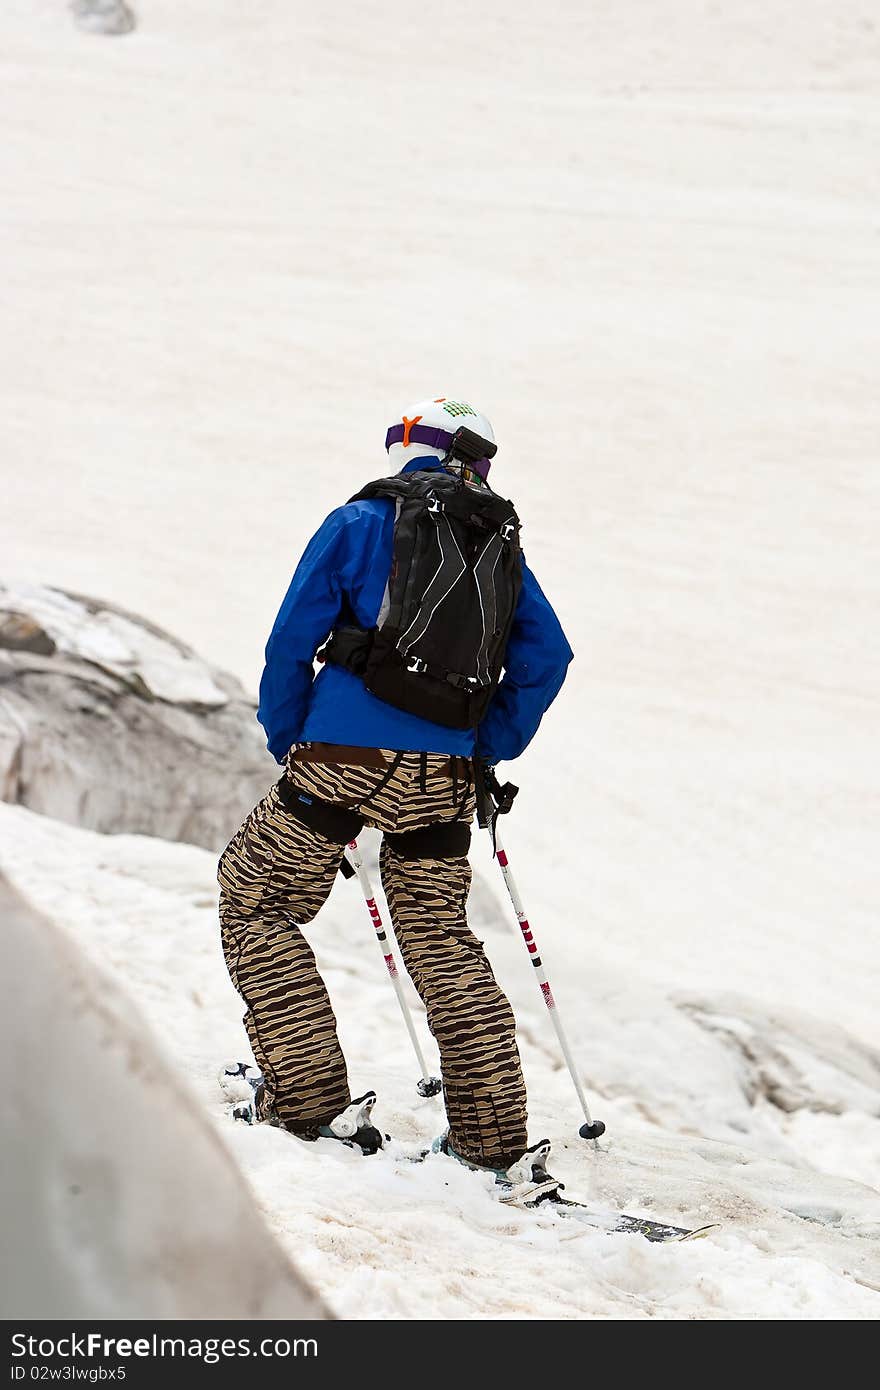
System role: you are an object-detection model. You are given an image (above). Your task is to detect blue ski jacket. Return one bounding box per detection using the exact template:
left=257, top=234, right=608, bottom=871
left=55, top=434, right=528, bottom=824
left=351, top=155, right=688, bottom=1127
left=258, top=457, right=573, bottom=765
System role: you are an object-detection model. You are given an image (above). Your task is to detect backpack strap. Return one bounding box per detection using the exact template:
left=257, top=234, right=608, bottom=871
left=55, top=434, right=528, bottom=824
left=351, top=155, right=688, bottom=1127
left=351, top=471, right=520, bottom=540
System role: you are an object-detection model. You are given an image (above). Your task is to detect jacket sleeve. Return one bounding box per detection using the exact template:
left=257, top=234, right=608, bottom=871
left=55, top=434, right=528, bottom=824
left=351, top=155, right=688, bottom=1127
left=257, top=506, right=378, bottom=763
left=476, top=559, right=574, bottom=765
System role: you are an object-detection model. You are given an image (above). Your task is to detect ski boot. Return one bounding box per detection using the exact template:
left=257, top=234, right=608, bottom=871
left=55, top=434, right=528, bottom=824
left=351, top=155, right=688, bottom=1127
left=218, top=1061, right=265, bottom=1124
left=498, top=1138, right=564, bottom=1205
left=220, top=1068, right=384, bottom=1154
left=435, top=1134, right=563, bottom=1204
left=319, top=1091, right=384, bottom=1156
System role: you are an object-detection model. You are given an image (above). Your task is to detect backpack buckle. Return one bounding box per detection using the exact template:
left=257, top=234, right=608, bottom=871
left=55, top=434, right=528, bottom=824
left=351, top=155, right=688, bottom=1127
left=426, top=497, right=444, bottom=516
left=406, top=656, right=428, bottom=674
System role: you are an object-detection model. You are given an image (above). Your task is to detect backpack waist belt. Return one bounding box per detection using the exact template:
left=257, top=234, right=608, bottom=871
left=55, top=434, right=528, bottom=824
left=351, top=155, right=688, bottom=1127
left=321, top=626, right=492, bottom=695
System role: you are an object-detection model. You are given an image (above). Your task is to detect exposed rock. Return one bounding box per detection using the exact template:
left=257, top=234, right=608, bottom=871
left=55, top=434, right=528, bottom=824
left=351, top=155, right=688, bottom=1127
left=0, top=583, right=276, bottom=850
left=71, top=0, right=136, bottom=36
left=0, top=872, right=328, bottom=1320
left=0, top=611, right=55, bottom=655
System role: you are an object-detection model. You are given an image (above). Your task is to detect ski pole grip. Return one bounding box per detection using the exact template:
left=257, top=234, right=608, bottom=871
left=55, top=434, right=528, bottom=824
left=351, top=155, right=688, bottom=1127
left=474, top=759, right=494, bottom=829
left=474, top=760, right=520, bottom=830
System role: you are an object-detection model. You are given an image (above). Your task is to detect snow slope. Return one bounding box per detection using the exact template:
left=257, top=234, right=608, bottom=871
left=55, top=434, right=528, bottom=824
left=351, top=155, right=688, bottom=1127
left=2, top=1, right=877, bottom=1048
left=2, top=802, right=878, bottom=1320
left=3, top=0, right=879, bottom=1319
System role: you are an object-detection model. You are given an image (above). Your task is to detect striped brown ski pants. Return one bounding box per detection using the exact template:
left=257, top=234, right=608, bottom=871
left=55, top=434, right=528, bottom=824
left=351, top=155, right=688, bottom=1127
left=217, top=749, right=528, bottom=1169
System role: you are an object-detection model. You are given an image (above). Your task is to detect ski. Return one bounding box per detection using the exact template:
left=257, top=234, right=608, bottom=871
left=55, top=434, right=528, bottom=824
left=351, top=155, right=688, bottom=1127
left=413, top=1139, right=718, bottom=1241
left=217, top=1066, right=718, bottom=1243
left=514, top=1189, right=719, bottom=1243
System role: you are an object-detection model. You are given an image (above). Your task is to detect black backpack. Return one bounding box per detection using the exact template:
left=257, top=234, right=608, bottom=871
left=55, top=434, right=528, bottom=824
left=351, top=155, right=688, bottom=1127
left=321, top=469, right=523, bottom=730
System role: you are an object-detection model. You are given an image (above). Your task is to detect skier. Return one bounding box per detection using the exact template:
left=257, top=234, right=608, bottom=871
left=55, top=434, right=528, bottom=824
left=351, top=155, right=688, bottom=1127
left=218, top=398, right=573, bottom=1182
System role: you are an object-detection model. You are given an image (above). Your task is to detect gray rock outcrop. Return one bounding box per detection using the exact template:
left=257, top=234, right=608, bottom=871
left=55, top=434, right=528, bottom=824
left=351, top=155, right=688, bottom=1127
left=0, top=583, right=276, bottom=850
left=71, top=0, right=136, bottom=36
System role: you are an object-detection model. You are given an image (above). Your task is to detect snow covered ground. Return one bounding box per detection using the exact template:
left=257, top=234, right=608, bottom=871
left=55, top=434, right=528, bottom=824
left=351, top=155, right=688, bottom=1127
left=3, top=0, right=879, bottom=1319
left=2, top=802, right=878, bottom=1319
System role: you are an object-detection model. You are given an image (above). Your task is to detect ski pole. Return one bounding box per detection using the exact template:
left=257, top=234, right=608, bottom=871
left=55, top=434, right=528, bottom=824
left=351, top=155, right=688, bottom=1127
left=491, top=823, right=604, bottom=1140
left=345, top=839, right=442, bottom=1099
left=474, top=765, right=605, bottom=1143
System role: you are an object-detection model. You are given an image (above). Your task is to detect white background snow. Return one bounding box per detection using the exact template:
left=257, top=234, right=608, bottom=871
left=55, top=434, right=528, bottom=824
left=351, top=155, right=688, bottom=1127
left=2, top=0, right=879, bottom=1319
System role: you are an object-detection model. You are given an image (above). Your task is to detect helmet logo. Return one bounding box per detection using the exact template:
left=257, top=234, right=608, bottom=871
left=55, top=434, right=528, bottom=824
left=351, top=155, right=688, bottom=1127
left=438, top=400, right=477, bottom=419
left=401, top=415, right=423, bottom=447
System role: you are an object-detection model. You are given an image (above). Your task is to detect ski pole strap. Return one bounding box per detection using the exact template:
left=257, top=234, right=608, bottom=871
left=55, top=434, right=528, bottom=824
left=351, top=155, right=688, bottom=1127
left=488, top=767, right=519, bottom=817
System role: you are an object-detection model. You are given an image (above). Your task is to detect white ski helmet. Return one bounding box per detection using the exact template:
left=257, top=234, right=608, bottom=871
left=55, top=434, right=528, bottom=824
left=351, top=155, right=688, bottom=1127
left=385, top=397, right=496, bottom=472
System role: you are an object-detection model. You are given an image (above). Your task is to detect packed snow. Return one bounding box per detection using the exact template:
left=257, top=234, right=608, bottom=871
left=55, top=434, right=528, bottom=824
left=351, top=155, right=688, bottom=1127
left=2, top=801, right=878, bottom=1319
left=3, top=0, right=879, bottom=1320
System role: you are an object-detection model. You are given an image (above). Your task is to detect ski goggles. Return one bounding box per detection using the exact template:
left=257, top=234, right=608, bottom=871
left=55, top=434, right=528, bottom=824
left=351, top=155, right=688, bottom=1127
left=384, top=423, right=494, bottom=480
